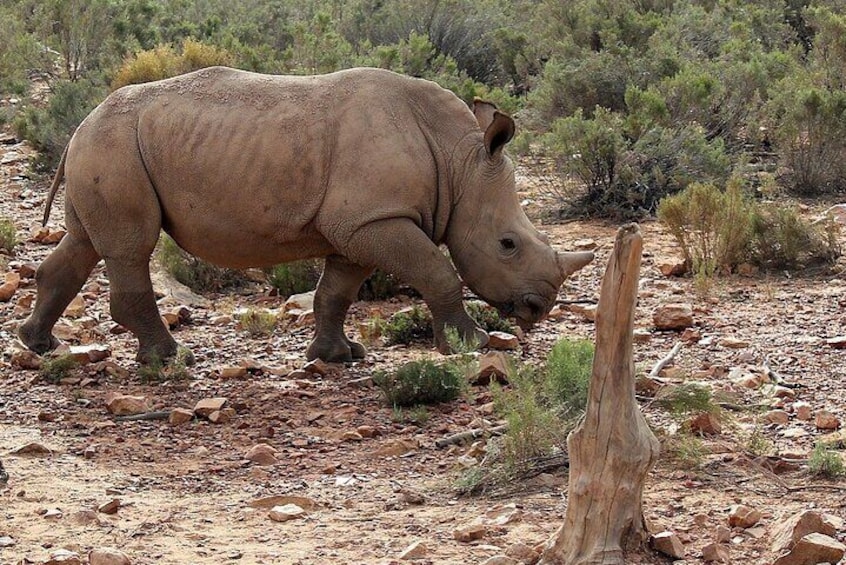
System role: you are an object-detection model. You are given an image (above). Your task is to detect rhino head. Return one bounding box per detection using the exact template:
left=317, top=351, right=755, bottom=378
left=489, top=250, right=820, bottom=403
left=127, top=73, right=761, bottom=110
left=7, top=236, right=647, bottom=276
left=446, top=100, right=594, bottom=331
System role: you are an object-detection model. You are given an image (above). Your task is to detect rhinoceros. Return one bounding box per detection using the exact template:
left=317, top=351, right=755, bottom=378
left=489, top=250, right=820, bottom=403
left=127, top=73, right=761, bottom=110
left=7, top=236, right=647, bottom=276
left=19, top=66, right=593, bottom=364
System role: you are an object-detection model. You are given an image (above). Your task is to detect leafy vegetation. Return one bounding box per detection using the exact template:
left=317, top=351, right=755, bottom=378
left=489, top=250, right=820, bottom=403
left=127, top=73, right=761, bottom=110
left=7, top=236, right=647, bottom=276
left=155, top=234, right=246, bottom=293
left=808, top=443, right=845, bottom=478
left=0, top=218, right=16, bottom=254
left=267, top=260, right=322, bottom=298
left=381, top=306, right=434, bottom=346
left=373, top=358, right=463, bottom=407
left=39, top=354, right=79, bottom=383
left=137, top=351, right=192, bottom=383
left=236, top=308, right=278, bottom=338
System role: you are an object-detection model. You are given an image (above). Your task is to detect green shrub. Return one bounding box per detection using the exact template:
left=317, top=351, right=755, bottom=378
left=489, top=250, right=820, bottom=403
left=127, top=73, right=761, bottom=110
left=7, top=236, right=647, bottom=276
left=0, top=218, right=16, bottom=254
left=655, top=383, right=716, bottom=415
left=465, top=301, right=514, bottom=334
left=358, top=269, right=402, bottom=301
left=39, top=355, right=80, bottom=383
left=373, top=358, right=463, bottom=407
left=267, top=260, right=321, bottom=297
left=664, top=433, right=707, bottom=470
left=808, top=443, right=845, bottom=479
left=382, top=306, right=433, bottom=346
left=155, top=234, right=245, bottom=293
left=750, top=205, right=841, bottom=270
left=497, top=371, right=562, bottom=467
left=236, top=308, right=277, bottom=338
left=13, top=79, right=106, bottom=171
left=111, top=38, right=233, bottom=90
left=138, top=351, right=192, bottom=383
left=544, top=338, right=594, bottom=420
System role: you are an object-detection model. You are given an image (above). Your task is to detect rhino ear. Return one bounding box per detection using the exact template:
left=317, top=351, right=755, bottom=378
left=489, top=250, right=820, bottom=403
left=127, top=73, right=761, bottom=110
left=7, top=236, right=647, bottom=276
left=473, top=98, right=499, bottom=130
left=483, top=111, right=515, bottom=158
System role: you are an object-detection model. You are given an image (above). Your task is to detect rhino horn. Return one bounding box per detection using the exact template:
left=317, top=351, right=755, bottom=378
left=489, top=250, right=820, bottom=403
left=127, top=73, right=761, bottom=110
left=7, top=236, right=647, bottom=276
left=557, top=251, right=594, bottom=278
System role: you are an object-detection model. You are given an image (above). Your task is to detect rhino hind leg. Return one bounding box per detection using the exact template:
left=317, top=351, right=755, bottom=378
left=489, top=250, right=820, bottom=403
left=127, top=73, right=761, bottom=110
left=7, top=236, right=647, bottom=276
left=19, top=231, right=101, bottom=353
left=306, top=255, right=373, bottom=363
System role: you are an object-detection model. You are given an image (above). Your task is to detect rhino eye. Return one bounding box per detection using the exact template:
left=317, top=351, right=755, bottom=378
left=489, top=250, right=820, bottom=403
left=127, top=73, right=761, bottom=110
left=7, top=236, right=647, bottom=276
left=500, top=238, right=516, bottom=251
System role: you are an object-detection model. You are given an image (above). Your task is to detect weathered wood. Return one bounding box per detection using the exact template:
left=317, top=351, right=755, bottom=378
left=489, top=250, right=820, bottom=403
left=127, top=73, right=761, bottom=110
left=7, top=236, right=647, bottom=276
left=648, top=342, right=682, bottom=378
left=540, top=224, right=660, bottom=565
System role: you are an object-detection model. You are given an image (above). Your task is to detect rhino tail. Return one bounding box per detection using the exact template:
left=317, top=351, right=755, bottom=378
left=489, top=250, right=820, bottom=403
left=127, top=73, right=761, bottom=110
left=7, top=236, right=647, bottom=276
left=42, top=144, right=68, bottom=227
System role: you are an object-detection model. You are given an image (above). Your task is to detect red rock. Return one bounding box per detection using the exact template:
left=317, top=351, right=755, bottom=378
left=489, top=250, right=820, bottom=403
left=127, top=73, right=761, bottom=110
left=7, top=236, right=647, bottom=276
left=688, top=412, right=722, bottom=435
left=771, top=510, right=839, bottom=553
left=702, top=543, right=730, bottom=562
left=168, top=408, right=194, bottom=426
left=473, top=351, right=511, bottom=385
left=453, top=523, right=488, bottom=542
left=651, top=531, right=685, bottom=558
left=814, top=410, right=841, bottom=430
left=245, top=443, right=278, bottom=466
left=11, top=349, right=41, bottom=370
left=98, top=498, right=121, bottom=515
left=487, top=331, right=520, bottom=350
left=88, top=547, right=132, bottom=565
left=728, top=504, right=761, bottom=528
left=194, top=397, right=227, bottom=418
left=104, top=393, right=150, bottom=416
left=773, top=533, right=845, bottom=565
left=826, top=336, right=846, bottom=349
left=653, top=303, right=694, bottom=330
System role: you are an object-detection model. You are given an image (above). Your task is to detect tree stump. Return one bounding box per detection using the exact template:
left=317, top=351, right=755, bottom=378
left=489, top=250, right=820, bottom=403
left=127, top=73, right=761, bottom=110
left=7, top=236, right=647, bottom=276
left=540, top=224, right=660, bottom=565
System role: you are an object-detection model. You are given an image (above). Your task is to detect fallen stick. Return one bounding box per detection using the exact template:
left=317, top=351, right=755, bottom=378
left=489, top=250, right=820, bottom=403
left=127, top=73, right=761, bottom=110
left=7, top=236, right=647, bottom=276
left=434, top=424, right=508, bottom=448
left=648, top=342, right=683, bottom=378
left=114, top=411, right=171, bottom=422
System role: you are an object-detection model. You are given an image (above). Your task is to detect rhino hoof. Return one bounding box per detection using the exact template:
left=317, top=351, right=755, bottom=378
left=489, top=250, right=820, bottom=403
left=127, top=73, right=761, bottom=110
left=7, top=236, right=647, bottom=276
left=18, top=322, right=61, bottom=354
left=306, top=339, right=361, bottom=363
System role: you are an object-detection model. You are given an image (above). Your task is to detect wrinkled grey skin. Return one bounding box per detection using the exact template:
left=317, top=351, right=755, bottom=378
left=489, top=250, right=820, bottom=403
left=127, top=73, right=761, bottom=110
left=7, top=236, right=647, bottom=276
left=19, top=67, right=593, bottom=364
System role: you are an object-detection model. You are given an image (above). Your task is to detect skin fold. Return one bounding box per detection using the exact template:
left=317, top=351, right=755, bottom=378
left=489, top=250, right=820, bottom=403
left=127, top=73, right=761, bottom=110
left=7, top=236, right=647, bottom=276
left=19, top=66, right=593, bottom=364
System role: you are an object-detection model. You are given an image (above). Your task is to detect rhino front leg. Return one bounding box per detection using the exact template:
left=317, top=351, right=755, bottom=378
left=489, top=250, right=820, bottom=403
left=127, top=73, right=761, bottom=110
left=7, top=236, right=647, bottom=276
left=340, top=219, right=488, bottom=354
left=306, top=255, right=373, bottom=362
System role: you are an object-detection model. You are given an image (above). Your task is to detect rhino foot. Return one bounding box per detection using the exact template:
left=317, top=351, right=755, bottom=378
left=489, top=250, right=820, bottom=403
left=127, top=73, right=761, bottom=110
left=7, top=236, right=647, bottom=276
left=18, top=321, right=61, bottom=354
left=137, top=343, right=194, bottom=367
left=306, top=337, right=366, bottom=363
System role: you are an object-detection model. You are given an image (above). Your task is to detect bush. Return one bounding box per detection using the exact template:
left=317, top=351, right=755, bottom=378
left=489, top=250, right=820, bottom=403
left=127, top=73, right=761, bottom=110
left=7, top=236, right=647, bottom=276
left=236, top=308, right=277, bottom=338
left=13, top=79, right=106, bottom=171
left=465, top=301, right=514, bottom=334
left=0, top=218, right=16, bottom=254
left=808, top=443, right=845, bottom=479
left=138, top=351, right=192, bottom=383
left=496, top=370, right=562, bottom=467
left=373, top=359, right=463, bottom=407
left=39, top=355, right=79, bottom=383
left=382, top=306, right=433, bottom=346
left=358, top=270, right=403, bottom=301
left=750, top=205, right=842, bottom=270
left=267, top=260, right=321, bottom=297
left=544, top=338, right=594, bottom=420
left=111, top=38, right=234, bottom=90
left=156, top=234, right=245, bottom=293
left=655, top=383, right=717, bottom=415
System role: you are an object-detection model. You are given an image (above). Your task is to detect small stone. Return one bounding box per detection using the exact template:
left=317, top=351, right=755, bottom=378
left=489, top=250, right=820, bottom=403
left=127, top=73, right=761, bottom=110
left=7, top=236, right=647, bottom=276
left=773, top=533, right=845, bottom=565
left=0, top=281, right=17, bottom=301
left=653, top=303, right=694, bottom=330
left=701, top=543, right=730, bottom=562
left=0, top=536, right=15, bottom=547
left=284, top=291, right=315, bottom=312
left=398, top=540, right=428, bottom=560
left=453, top=523, right=488, bottom=542
left=728, top=504, right=761, bottom=529
left=249, top=495, right=319, bottom=510
left=657, top=256, right=688, bottom=277
left=651, top=531, right=685, bottom=559
left=69, top=344, right=111, bottom=363
left=104, top=393, right=150, bottom=416
left=11, top=349, right=41, bottom=370
left=825, top=336, right=846, bottom=349
left=356, top=425, right=378, bottom=438
left=11, top=442, right=53, bottom=457
left=718, top=337, right=750, bottom=349
left=481, top=503, right=523, bottom=525
left=341, top=430, right=363, bottom=442
left=168, top=408, right=194, bottom=426
left=88, top=547, right=132, bottom=565
left=98, top=498, right=121, bottom=515
left=69, top=510, right=100, bottom=526
left=43, top=549, right=82, bottom=565
left=161, top=312, right=179, bottom=329
left=714, top=525, right=732, bottom=543
left=63, top=294, right=87, bottom=318
left=480, top=557, right=519, bottom=565
left=220, top=366, right=248, bottom=379
left=268, top=503, right=305, bottom=522
left=194, top=397, right=227, bottom=418
left=573, top=238, right=598, bottom=250
left=633, top=329, right=652, bottom=343
left=373, top=438, right=419, bottom=457
left=208, top=408, right=235, bottom=424
left=569, top=303, right=597, bottom=322
left=764, top=410, right=790, bottom=425
left=303, top=358, right=330, bottom=376
left=688, top=412, right=722, bottom=435
left=245, top=443, right=279, bottom=466
left=793, top=401, right=812, bottom=421
left=473, top=351, right=510, bottom=385
left=487, top=331, right=520, bottom=350
left=504, top=543, right=539, bottom=565
left=815, top=410, right=841, bottom=430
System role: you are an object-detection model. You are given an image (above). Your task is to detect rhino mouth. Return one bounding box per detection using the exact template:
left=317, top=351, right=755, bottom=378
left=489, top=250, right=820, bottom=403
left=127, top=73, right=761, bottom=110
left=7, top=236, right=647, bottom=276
left=491, top=293, right=551, bottom=331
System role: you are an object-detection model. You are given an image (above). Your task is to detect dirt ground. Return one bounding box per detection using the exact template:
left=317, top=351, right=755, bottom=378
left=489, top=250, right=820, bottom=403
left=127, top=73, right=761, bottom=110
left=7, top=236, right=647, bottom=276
left=1, top=124, right=845, bottom=565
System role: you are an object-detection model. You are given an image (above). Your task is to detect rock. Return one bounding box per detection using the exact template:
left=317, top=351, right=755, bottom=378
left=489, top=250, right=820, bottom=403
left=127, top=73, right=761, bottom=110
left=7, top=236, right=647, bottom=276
left=688, top=412, right=721, bottom=435
left=43, top=549, right=82, bottom=565
left=653, top=303, right=694, bottom=330
left=285, top=291, right=315, bottom=312
left=18, top=263, right=37, bottom=279
left=0, top=281, right=17, bottom=302
left=104, top=393, right=150, bottom=416
left=0, top=536, right=15, bottom=547
left=356, top=425, right=378, bottom=438
left=718, top=337, right=750, bottom=349
left=10, top=442, right=53, bottom=457
left=150, top=269, right=210, bottom=308
left=63, top=294, right=86, bottom=318
left=657, top=256, right=688, bottom=277
left=161, top=312, right=180, bottom=328
left=728, top=504, right=761, bottom=529
left=88, top=547, right=132, bottom=565
left=487, top=331, right=520, bottom=350
left=773, top=533, right=845, bottom=565
left=825, top=336, right=846, bottom=349
left=11, top=349, right=41, bottom=370
left=814, top=410, right=841, bottom=430
left=453, top=523, right=488, bottom=542
left=569, top=303, right=597, bottom=322
left=398, top=540, right=428, bottom=560
left=245, top=443, right=279, bottom=466
left=480, top=503, right=523, bottom=526
left=651, top=531, right=685, bottom=559
left=714, top=525, right=732, bottom=543
left=68, top=344, right=111, bottom=363
left=220, top=366, right=248, bottom=379
left=43, top=507, right=63, bottom=519
left=249, top=495, right=319, bottom=511
left=194, top=397, right=227, bottom=418
left=764, top=410, right=790, bottom=425
left=701, top=543, right=730, bottom=562
left=373, top=438, right=419, bottom=457
left=268, top=503, right=305, bottom=522
left=208, top=408, right=235, bottom=424
left=771, top=510, right=839, bottom=553
left=793, top=401, right=812, bottom=421
left=633, top=329, right=652, bottom=343
left=168, top=408, right=194, bottom=426
left=480, top=557, right=519, bottom=565
left=98, top=498, right=121, bottom=515
left=505, top=543, right=539, bottom=564
left=69, top=510, right=100, bottom=526
left=573, top=238, right=598, bottom=250
left=473, top=351, right=511, bottom=385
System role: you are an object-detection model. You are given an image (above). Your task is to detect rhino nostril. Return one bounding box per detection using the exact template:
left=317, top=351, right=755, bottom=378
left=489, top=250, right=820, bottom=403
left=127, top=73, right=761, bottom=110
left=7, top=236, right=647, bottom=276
left=523, top=295, right=546, bottom=318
